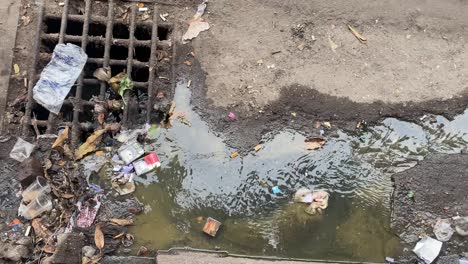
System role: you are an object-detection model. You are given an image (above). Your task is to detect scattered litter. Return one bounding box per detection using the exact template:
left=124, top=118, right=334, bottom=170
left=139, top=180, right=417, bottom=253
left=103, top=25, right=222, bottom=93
left=228, top=112, right=236, bottom=120
left=254, top=145, right=262, bottom=152
left=33, top=43, right=87, bottom=114
left=113, top=180, right=136, bottom=195
left=21, top=16, right=32, bottom=26
left=160, top=13, right=169, bottom=21
left=305, top=137, right=326, bottom=150
left=93, top=67, right=111, bottom=82
left=385, top=256, right=395, bottom=263
left=293, top=188, right=330, bottom=215
left=229, top=151, right=239, bottom=159
left=348, top=25, right=367, bottom=44
left=67, top=196, right=102, bottom=230
left=18, top=193, right=52, bottom=220
left=138, top=7, right=148, bottom=12
left=412, top=236, right=442, bottom=264
left=133, top=152, right=161, bottom=175
left=183, top=1, right=210, bottom=41
left=322, top=122, right=331, bottom=128
left=407, top=190, right=415, bottom=201
left=454, top=216, right=468, bottom=236
left=0, top=135, right=11, bottom=143
left=433, top=219, right=454, bottom=241
left=272, top=186, right=281, bottom=194
left=267, top=64, right=275, bottom=69
left=118, top=142, right=145, bottom=164
left=21, top=176, right=50, bottom=203
left=137, top=246, right=149, bottom=256
left=203, top=217, right=221, bottom=237
left=328, top=36, right=338, bottom=52
left=9, top=137, right=35, bottom=162
left=13, top=64, right=20, bottom=75
left=291, top=112, right=297, bottom=117
left=146, top=125, right=160, bottom=140
left=187, top=80, right=192, bottom=88
left=58, top=2, right=65, bottom=6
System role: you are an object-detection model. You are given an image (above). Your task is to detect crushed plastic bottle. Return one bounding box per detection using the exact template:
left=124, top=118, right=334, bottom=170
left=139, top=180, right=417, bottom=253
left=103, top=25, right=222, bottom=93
left=33, top=43, right=87, bottom=114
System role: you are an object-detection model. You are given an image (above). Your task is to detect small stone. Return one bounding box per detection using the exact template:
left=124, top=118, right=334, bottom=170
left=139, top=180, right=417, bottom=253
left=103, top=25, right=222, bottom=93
left=82, top=246, right=96, bottom=258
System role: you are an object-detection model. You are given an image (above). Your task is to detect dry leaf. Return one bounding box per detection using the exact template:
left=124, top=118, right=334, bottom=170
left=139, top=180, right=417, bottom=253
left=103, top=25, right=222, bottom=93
left=138, top=3, right=145, bottom=8
left=322, top=122, right=331, bottom=128
left=32, top=218, right=52, bottom=241
left=184, top=60, right=192, bottom=66
left=305, top=138, right=326, bottom=150
left=52, top=126, right=69, bottom=148
left=254, top=145, right=263, bottom=152
left=348, top=25, right=367, bottom=44
left=230, top=151, right=239, bottom=159
left=95, top=150, right=105, bottom=156
left=94, top=225, right=104, bottom=250
left=196, top=216, right=204, bottom=223
left=110, top=218, right=134, bottom=226
left=61, top=193, right=74, bottom=199
left=42, top=244, right=56, bottom=253
left=75, top=129, right=106, bottom=160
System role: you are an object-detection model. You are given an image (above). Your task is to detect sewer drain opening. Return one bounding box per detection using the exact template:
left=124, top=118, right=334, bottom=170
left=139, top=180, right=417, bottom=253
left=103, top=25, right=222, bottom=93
left=23, top=0, right=174, bottom=146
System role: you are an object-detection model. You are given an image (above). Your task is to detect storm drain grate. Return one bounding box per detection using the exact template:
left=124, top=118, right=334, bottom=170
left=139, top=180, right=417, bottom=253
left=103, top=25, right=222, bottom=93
left=22, top=0, right=174, bottom=145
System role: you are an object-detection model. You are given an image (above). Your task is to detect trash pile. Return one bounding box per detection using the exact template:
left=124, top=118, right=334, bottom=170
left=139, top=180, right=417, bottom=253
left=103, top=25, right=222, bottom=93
left=2, top=117, right=169, bottom=262
left=1, top=39, right=177, bottom=262
left=393, top=216, right=468, bottom=264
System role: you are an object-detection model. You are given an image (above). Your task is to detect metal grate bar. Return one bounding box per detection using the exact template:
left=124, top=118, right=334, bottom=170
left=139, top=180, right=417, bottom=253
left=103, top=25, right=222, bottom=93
left=41, top=34, right=171, bottom=49
left=100, top=0, right=114, bottom=99
left=22, top=1, right=44, bottom=135
left=71, top=0, right=93, bottom=146
left=146, top=3, right=160, bottom=123
left=21, top=0, right=172, bottom=141
left=46, top=0, right=70, bottom=133
left=44, top=14, right=171, bottom=29
left=122, top=3, right=137, bottom=126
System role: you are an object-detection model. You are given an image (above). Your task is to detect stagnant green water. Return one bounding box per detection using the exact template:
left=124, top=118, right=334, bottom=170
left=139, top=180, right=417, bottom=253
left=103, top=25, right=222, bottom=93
left=128, top=82, right=468, bottom=262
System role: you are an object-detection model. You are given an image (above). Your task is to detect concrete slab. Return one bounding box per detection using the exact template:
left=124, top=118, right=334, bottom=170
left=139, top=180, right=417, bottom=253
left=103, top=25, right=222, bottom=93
left=0, top=0, right=20, bottom=132
left=157, top=252, right=336, bottom=264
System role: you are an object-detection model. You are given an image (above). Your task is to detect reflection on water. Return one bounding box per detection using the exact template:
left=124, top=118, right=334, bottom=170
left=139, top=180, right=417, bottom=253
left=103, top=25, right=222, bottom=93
left=130, top=82, right=468, bottom=262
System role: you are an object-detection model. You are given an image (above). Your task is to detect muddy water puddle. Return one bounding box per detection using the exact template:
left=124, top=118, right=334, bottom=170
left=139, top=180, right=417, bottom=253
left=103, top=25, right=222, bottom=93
left=129, top=82, right=468, bottom=262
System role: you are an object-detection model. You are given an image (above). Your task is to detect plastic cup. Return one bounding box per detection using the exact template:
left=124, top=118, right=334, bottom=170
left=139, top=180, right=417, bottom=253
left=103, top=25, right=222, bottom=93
left=22, top=176, right=51, bottom=203
left=20, top=193, right=52, bottom=220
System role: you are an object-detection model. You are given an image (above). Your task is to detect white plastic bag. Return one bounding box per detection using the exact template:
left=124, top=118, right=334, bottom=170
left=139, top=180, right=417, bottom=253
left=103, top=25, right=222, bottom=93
left=9, top=138, right=35, bottom=162
left=33, top=43, right=87, bottom=114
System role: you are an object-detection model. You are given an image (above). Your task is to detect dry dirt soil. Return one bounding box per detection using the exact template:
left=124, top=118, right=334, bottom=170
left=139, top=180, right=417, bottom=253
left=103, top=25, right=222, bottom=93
left=179, top=0, right=468, bottom=151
